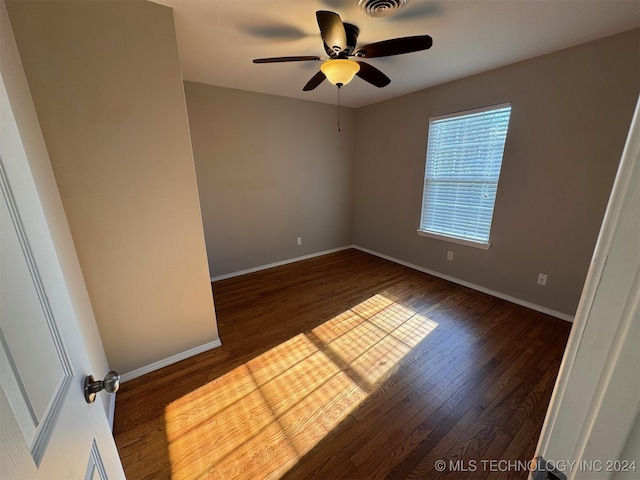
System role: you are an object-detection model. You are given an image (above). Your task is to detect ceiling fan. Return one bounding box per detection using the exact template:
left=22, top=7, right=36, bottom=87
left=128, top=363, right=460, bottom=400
left=252, top=10, right=433, bottom=91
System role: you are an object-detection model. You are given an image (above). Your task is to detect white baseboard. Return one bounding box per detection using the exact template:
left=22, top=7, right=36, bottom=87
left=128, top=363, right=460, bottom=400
left=120, top=338, right=223, bottom=383
left=353, top=245, right=574, bottom=323
left=210, top=246, right=353, bottom=282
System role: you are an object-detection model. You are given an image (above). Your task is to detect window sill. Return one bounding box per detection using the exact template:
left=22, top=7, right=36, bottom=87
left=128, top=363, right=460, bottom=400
left=416, top=229, right=491, bottom=250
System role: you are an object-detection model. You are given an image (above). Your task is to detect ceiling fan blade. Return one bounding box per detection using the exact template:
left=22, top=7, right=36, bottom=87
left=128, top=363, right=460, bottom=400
left=354, top=35, right=433, bottom=58
left=355, top=61, right=391, bottom=88
left=253, top=56, right=321, bottom=63
left=316, top=10, right=347, bottom=53
left=303, top=71, right=327, bottom=91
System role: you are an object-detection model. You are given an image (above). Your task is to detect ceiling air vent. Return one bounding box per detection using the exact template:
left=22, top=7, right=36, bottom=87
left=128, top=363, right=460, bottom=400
left=358, top=0, right=409, bottom=17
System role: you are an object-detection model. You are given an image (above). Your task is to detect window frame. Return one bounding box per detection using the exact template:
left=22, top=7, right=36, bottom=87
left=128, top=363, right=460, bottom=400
left=417, top=102, right=512, bottom=250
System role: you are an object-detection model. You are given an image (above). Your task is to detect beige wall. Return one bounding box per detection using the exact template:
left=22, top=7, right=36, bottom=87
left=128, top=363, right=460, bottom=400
left=1, top=1, right=112, bottom=413
left=353, top=29, right=640, bottom=316
left=184, top=82, right=355, bottom=278
left=8, top=0, right=218, bottom=374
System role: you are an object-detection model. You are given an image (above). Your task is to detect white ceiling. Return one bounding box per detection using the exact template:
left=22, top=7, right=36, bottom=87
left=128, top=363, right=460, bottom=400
left=154, top=0, right=640, bottom=108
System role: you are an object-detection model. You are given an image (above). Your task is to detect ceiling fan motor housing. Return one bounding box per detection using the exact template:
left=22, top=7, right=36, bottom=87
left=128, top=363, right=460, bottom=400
left=358, top=0, right=409, bottom=17
left=344, top=23, right=360, bottom=55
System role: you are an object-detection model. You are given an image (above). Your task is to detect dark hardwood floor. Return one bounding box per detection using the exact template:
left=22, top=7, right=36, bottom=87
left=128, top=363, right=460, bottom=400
left=113, top=248, right=572, bottom=479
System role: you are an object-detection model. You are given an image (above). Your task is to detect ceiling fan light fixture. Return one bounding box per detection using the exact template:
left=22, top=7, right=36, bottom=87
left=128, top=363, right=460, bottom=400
left=320, top=59, right=360, bottom=87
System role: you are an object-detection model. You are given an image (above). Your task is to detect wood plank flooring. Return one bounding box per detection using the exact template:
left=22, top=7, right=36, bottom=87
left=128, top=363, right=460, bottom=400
left=113, top=249, right=572, bottom=479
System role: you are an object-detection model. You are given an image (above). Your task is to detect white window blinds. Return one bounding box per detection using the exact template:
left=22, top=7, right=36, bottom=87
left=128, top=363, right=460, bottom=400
left=419, top=104, right=511, bottom=246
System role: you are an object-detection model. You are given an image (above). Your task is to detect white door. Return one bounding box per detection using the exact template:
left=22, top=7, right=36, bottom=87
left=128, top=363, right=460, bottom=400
left=533, top=97, right=640, bottom=479
left=0, top=2, right=126, bottom=478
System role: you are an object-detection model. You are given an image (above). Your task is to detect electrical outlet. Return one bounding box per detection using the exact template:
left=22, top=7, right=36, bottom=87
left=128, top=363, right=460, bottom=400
left=537, top=273, right=548, bottom=286
left=447, top=251, right=454, bottom=261
left=297, top=237, right=302, bottom=246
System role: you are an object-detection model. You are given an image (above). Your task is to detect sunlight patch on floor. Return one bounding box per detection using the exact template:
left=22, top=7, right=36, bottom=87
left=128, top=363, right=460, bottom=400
left=163, top=293, right=438, bottom=479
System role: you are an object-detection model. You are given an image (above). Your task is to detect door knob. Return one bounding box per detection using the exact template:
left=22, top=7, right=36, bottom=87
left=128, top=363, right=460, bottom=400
left=84, top=371, right=120, bottom=404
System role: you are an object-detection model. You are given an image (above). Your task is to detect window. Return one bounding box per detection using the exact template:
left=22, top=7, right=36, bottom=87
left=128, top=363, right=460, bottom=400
left=418, top=103, right=511, bottom=249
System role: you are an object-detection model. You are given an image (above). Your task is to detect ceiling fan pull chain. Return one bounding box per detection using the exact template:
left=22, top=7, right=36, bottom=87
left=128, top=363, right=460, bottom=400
left=337, top=85, right=341, bottom=133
